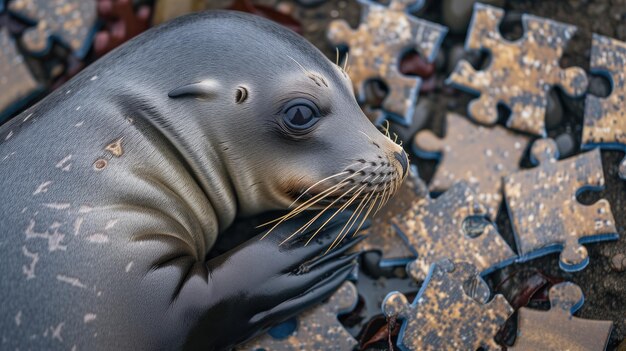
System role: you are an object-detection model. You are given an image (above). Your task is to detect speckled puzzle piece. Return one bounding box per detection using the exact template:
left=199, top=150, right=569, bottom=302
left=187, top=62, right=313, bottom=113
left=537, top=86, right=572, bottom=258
left=383, top=260, right=513, bottom=351
left=392, top=182, right=516, bottom=281
left=509, top=282, right=612, bottom=351
left=0, top=28, right=42, bottom=121
left=8, top=0, right=97, bottom=58
left=355, top=167, right=425, bottom=266
left=583, top=34, right=626, bottom=180
left=447, top=3, right=587, bottom=136
left=237, top=281, right=358, bottom=351
left=414, top=113, right=529, bottom=220
left=504, top=138, right=618, bottom=272
left=327, top=0, right=447, bottom=125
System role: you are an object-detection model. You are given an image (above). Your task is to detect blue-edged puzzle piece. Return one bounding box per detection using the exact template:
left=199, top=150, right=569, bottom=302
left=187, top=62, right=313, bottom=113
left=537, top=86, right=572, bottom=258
left=510, top=282, right=613, bottom=350
left=382, top=260, right=513, bottom=351
left=391, top=182, right=516, bottom=281
left=8, top=0, right=98, bottom=58
left=504, top=138, right=618, bottom=272
left=582, top=34, right=626, bottom=180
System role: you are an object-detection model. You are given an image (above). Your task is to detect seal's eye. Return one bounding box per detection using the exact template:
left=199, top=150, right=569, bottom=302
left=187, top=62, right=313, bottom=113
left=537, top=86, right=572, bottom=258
left=283, top=100, right=320, bottom=131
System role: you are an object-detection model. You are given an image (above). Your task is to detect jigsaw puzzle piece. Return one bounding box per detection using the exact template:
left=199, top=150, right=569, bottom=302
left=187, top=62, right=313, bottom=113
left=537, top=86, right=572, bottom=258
left=509, top=282, right=613, bottom=351
left=0, top=28, right=42, bottom=121
left=8, top=0, right=97, bottom=58
left=583, top=34, right=626, bottom=180
left=356, top=167, right=425, bottom=266
left=447, top=3, right=587, bottom=136
left=380, top=68, right=421, bottom=126
left=237, top=281, right=358, bottom=351
left=392, top=182, right=516, bottom=281
left=382, top=260, right=513, bottom=351
left=327, top=0, right=446, bottom=126
left=414, top=113, right=529, bottom=219
left=504, top=138, right=618, bottom=272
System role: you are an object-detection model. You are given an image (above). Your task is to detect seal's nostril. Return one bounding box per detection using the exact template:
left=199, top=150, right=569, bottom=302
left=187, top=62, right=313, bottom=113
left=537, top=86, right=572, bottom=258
left=394, top=150, right=408, bottom=176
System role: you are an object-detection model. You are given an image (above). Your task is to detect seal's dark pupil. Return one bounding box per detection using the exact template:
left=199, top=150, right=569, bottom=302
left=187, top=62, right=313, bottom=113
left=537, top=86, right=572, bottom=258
left=289, top=106, right=313, bottom=125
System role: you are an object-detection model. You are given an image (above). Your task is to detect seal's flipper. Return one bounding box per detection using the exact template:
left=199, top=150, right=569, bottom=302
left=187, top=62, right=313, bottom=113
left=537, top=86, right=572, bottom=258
left=182, top=211, right=363, bottom=350
left=168, top=80, right=221, bottom=98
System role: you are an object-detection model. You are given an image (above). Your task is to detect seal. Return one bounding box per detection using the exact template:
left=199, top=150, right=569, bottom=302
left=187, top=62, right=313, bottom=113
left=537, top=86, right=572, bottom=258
left=0, top=11, right=409, bottom=350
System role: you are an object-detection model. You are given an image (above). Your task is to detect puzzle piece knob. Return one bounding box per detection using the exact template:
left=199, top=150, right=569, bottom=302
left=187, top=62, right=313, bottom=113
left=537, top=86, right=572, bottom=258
left=560, top=239, right=588, bottom=271
left=22, top=27, right=48, bottom=53
left=382, top=291, right=412, bottom=320
left=548, top=282, right=584, bottom=313
left=530, top=138, right=559, bottom=165
left=326, top=20, right=353, bottom=45
left=558, top=66, right=588, bottom=97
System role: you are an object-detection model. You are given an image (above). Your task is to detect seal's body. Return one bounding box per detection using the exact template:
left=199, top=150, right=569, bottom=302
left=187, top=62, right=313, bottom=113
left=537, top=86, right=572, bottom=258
left=0, top=11, right=407, bottom=350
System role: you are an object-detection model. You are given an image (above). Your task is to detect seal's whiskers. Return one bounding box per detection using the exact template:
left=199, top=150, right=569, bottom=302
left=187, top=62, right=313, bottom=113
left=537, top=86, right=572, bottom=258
left=277, top=166, right=368, bottom=221
left=282, top=183, right=360, bottom=245
left=303, top=182, right=369, bottom=246
left=327, top=190, right=373, bottom=252
left=289, top=171, right=350, bottom=208
left=259, top=171, right=356, bottom=229
left=259, top=180, right=349, bottom=239
left=297, top=173, right=373, bottom=236
left=326, top=186, right=377, bottom=252
left=354, top=190, right=380, bottom=236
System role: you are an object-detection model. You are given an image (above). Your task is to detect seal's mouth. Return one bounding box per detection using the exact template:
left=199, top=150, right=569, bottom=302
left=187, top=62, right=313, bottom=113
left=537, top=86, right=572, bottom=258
left=259, top=122, right=407, bottom=251
left=259, top=161, right=405, bottom=251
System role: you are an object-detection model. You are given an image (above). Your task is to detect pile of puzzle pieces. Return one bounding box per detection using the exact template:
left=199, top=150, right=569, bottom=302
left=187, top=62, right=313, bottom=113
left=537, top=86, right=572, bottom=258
left=1, top=0, right=624, bottom=350
left=0, top=0, right=151, bottom=121
left=243, top=2, right=623, bottom=350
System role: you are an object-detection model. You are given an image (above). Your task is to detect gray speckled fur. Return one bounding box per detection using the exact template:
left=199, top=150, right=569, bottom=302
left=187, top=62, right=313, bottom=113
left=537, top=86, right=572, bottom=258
left=0, top=11, right=404, bottom=350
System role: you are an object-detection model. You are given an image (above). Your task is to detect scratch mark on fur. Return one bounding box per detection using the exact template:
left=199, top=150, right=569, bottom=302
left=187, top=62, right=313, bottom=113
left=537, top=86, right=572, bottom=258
left=73, top=217, right=83, bottom=236
left=84, top=313, right=97, bottom=323
left=86, top=233, right=109, bottom=243
left=22, top=245, right=39, bottom=279
left=25, top=220, right=67, bottom=252
left=125, top=261, right=133, bottom=273
left=44, top=203, right=71, bottom=210
left=78, top=205, right=93, bottom=214
left=57, top=275, right=87, bottom=289
left=33, top=181, right=53, bottom=195
left=15, top=311, right=22, bottom=326
left=1, top=151, right=15, bottom=162
left=55, top=155, right=72, bottom=172
left=50, top=322, right=64, bottom=342
left=104, top=219, right=118, bottom=230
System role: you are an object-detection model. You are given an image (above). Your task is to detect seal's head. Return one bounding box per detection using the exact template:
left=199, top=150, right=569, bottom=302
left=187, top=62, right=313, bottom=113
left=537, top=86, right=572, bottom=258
left=164, top=11, right=408, bottom=238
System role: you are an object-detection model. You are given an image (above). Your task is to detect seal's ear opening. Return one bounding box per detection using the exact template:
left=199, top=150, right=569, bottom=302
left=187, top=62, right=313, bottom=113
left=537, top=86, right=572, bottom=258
left=168, top=80, right=220, bottom=99
left=235, top=86, right=248, bottom=104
